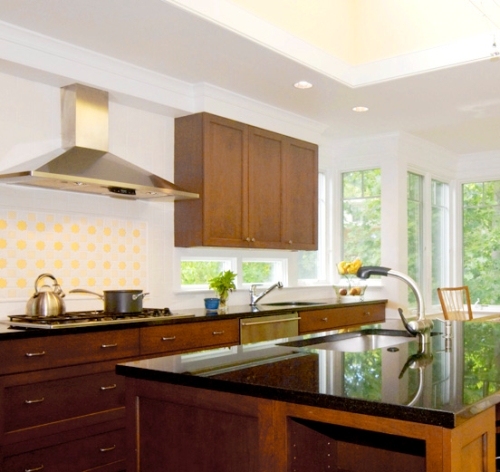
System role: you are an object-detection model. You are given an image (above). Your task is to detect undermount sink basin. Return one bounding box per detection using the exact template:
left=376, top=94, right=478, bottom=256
left=280, top=329, right=416, bottom=352
left=262, top=301, right=326, bottom=307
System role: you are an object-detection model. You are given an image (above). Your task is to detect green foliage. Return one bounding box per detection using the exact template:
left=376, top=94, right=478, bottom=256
left=208, top=270, right=237, bottom=299
left=463, top=181, right=500, bottom=304
left=343, top=351, right=382, bottom=400
left=407, top=172, right=423, bottom=307
left=342, top=169, right=381, bottom=267
left=181, top=261, right=225, bottom=285
left=242, top=262, right=273, bottom=283
left=463, top=323, right=500, bottom=403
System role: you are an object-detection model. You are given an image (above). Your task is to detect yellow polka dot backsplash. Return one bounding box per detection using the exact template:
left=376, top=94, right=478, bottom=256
left=0, top=211, right=147, bottom=299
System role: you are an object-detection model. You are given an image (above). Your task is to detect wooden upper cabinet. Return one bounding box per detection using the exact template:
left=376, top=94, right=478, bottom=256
left=175, top=112, right=318, bottom=250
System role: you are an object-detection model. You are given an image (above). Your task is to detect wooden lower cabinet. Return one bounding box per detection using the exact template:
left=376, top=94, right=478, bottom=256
left=3, top=420, right=126, bottom=472
left=0, top=319, right=240, bottom=471
left=0, top=305, right=386, bottom=471
left=125, top=379, right=496, bottom=472
left=140, top=318, right=239, bottom=356
left=299, top=302, right=385, bottom=334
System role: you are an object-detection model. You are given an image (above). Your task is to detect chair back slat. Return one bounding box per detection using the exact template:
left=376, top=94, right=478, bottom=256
left=437, top=286, right=473, bottom=320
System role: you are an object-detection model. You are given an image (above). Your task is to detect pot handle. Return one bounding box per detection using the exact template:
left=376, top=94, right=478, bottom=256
left=132, top=292, right=150, bottom=301
left=69, top=289, right=105, bottom=300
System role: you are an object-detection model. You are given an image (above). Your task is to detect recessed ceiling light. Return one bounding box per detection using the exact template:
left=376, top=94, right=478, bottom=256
left=294, top=81, right=313, bottom=89
left=352, top=106, right=369, bottom=112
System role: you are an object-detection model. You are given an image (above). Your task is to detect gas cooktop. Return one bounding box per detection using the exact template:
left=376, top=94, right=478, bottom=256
left=7, top=308, right=195, bottom=329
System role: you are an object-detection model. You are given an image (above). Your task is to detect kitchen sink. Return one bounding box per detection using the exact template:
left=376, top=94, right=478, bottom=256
left=262, top=301, right=327, bottom=307
left=280, top=329, right=416, bottom=352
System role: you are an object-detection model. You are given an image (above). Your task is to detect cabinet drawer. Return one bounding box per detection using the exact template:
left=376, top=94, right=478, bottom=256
left=4, top=370, right=124, bottom=433
left=299, top=303, right=385, bottom=334
left=0, top=329, right=140, bottom=375
left=3, top=427, right=125, bottom=472
left=140, top=319, right=239, bottom=355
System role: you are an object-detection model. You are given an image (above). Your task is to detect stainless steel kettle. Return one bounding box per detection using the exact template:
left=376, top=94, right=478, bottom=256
left=26, top=273, right=66, bottom=317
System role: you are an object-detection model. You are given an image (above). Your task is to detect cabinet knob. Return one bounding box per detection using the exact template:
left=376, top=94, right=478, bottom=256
left=321, top=317, right=328, bottom=322
left=246, top=237, right=256, bottom=242
left=288, top=240, right=293, bottom=244
left=364, top=311, right=371, bottom=316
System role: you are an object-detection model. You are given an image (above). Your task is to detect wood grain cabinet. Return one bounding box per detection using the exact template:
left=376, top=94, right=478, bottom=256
left=299, top=302, right=386, bottom=334
left=0, top=329, right=139, bottom=471
left=140, top=319, right=240, bottom=356
left=174, top=112, right=318, bottom=250
left=0, top=304, right=384, bottom=470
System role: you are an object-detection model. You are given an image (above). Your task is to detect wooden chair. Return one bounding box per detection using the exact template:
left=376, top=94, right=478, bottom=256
left=437, top=286, right=473, bottom=320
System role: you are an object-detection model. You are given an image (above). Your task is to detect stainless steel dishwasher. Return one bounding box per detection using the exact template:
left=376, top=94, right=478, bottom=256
left=240, top=312, right=300, bottom=344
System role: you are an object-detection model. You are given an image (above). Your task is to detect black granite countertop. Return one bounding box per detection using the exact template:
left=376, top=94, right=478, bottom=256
left=0, top=298, right=386, bottom=340
left=116, top=318, right=500, bottom=429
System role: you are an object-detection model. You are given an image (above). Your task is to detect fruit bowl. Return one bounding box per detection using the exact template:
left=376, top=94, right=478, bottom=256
left=333, top=281, right=367, bottom=300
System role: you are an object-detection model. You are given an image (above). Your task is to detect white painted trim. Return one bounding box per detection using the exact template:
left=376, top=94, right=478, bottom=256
left=163, top=0, right=499, bottom=87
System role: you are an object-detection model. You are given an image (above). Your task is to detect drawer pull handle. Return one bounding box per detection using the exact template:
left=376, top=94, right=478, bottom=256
left=25, top=466, right=44, bottom=472
left=99, top=445, right=116, bottom=453
left=100, top=384, right=117, bottom=391
left=365, top=311, right=371, bottom=316
left=212, top=331, right=225, bottom=335
left=101, top=343, right=118, bottom=349
left=161, top=336, right=176, bottom=341
left=25, top=351, right=46, bottom=357
left=321, top=317, right=328, bottom=322
left=25, top=397, right=45, bottom=404
left=241, top=317, right=301, bottom=327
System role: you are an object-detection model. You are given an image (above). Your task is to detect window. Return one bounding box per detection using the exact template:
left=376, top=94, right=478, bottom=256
left=342, top=169, right=381, bottom=266
left=180, top=259, right=232, bottom=289
left=241, top=259, right=286, bottom=285
left=407, top=172, right=423, bottom=305
left=463, top=180, right=500, bottom=304
left=431, top=179, right=449, bottom=304
left=407, top=172, right=449, bottom=307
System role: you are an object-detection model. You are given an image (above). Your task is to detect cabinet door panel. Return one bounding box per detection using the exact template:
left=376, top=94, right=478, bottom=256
left=4, top=370, right=124, bottom=433
left=3, top=427, right=125, bottom=472
left=283, top=138, right=318, bottom=250
left=299, top=303, right=385, bottom=334
left=248, top=127, right=283, bottom=248
left=203, top=115, right=249, bottom=247
left=0, top=329, right=139, bottom=375
left=140, top=319, right=239, bottom=355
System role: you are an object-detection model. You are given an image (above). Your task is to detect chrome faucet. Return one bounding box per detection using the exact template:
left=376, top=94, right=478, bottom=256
left=249, top=282, right=283, bottom=306
left=357, top=266, right=434, bottom=341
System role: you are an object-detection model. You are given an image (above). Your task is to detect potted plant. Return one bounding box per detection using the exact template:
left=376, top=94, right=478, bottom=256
left=208, top=270, right=237, bottom=309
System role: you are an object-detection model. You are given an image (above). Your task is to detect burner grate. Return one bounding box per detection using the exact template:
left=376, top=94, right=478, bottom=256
left=7, top=308, right=195, bottom=329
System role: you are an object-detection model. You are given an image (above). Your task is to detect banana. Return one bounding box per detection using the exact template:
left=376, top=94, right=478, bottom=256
left=338, top=258, right=362, bottom=275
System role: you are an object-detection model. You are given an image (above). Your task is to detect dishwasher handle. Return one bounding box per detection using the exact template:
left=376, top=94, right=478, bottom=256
left=240, top=317, right=301, bottom=327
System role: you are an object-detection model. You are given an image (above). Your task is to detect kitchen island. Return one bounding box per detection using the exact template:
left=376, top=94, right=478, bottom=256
left=117, top=319, right=500, bottom=472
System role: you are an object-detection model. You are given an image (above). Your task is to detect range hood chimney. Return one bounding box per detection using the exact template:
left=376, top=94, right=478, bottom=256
left=0, top=84, right=198, bottom=201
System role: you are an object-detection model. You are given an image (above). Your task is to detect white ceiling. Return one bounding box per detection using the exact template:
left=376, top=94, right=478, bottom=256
left=1, top=0, right=500, bottom=154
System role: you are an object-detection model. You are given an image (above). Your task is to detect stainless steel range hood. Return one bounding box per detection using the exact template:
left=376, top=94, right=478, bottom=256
left=0, top=84, right=198, bottom=201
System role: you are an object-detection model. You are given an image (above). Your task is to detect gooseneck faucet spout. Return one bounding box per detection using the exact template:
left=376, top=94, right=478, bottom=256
left=250, top=282, right=283, bottom=306
left=356, top=266, right=433, bottom=339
